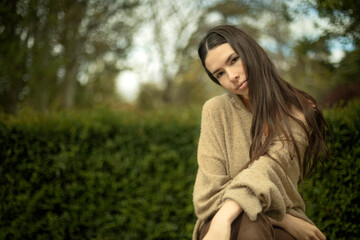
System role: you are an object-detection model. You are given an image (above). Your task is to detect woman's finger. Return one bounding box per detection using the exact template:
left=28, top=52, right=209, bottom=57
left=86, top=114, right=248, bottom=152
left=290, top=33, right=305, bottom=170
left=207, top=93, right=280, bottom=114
left=315, top=229, right=326, bottom=240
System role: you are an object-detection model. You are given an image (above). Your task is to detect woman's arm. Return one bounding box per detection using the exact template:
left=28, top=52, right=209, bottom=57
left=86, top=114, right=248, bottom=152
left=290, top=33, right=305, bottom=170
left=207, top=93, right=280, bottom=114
left=268, top=214, right=327, bottom=240
left=193, top=100, right=234, bottom=221
left=194, top=99, right=244, bottom=239
left=203, top=200, right=243, bottom=240
left=221, top=111, right=311, bottom=222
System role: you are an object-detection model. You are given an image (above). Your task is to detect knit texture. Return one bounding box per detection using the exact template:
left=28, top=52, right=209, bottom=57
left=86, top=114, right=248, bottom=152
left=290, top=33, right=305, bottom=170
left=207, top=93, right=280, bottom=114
left=192, top=92, right=313, bottom=240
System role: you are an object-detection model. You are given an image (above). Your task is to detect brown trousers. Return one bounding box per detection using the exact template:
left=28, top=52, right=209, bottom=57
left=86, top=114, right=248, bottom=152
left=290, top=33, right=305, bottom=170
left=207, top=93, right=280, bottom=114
left=198, top=212, right=296, bottom=240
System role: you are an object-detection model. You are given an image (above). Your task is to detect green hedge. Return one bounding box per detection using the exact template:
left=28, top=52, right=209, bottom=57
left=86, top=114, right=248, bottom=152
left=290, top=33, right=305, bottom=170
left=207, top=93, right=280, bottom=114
left=0, top=109, right=200, bottom=240
left=303, top=99, right=360, bottom=239
left=0, top=100, right=359, bottom=239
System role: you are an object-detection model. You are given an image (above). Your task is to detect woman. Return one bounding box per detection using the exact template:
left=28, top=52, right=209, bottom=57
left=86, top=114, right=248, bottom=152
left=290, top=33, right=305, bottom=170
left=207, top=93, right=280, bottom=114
left=193, top=25, right=329, bottom=240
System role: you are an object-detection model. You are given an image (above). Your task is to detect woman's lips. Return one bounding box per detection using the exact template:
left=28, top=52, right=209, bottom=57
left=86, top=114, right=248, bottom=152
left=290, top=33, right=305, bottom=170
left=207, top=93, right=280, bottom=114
left=236, top=80, right=248, bottom=90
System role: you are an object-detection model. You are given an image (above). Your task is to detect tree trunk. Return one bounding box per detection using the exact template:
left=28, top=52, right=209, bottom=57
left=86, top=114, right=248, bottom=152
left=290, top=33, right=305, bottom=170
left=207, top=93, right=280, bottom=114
left=63, top=63, right=78, bottom=109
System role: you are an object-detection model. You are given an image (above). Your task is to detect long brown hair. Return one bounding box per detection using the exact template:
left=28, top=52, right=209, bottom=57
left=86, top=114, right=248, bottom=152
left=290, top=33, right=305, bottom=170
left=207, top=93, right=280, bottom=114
left=198, top=25, right=330, bottom=181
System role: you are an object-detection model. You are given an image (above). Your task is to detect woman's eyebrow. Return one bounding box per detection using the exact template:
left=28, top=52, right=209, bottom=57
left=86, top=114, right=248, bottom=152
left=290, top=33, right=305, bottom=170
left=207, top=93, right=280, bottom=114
left=211, top=52, right=236, bottom=75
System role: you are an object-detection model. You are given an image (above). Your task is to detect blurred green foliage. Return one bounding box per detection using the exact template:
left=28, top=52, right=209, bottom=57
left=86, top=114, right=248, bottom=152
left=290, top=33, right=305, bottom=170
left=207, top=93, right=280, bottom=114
left=0, top=0, right=141, bottom=113
left=1, top=0, right=359, bottom=113
left=314, top=0, right=360, bottom=40
left=0, top=100, right=359, bottom=239
left=0, top=107, right=201, bottom=239
left=303, top=99, right=360, bottom=239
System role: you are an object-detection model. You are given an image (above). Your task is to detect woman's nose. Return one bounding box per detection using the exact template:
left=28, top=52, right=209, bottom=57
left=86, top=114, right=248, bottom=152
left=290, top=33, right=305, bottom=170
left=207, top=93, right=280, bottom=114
left=228, top=70, right=239, bottom=82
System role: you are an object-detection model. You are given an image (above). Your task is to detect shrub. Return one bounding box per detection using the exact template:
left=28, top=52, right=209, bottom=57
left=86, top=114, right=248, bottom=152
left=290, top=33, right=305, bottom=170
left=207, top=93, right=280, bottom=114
left=0, top=99, right=359, bottom=239
left=0, top=108, right=200, bottom=239
left=303, top=99, right=360, bottom=239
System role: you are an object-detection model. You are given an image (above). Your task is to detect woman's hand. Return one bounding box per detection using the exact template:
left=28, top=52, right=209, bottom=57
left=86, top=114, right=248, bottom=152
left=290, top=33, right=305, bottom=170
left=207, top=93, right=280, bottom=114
left=281, top=214, right=326, bottom=240
left=203, top=200, right=243, bottom=240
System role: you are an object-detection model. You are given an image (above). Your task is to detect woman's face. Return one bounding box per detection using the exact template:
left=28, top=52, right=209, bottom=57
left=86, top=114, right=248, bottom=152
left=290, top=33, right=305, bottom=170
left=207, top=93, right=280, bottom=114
left=205, top=43, right=249, bottom=99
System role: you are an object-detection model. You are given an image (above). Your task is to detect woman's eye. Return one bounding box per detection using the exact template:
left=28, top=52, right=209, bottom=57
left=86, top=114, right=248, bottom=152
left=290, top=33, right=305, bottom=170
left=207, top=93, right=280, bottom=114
left=216, top=72, right=223, bottom=79
left=231, top=57, right=239, bottom=64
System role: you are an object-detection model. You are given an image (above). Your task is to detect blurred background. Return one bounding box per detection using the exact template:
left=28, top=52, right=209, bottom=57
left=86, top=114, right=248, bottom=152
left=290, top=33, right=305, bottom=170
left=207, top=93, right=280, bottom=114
left=1, top=1, right=360, bottom=239
left=1, top=0, right=359, bottom=114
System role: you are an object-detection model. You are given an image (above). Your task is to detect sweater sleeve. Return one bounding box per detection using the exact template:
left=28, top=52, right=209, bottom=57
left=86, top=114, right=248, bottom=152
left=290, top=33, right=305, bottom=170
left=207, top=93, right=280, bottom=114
left=222, top=122, right=309, bottom=222
left=193, top=100, right=232, bottom=221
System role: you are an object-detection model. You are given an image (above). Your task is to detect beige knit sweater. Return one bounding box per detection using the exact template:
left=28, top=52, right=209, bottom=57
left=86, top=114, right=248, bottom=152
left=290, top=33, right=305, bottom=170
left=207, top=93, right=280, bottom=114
left=192, top=92, right=313, bottom=240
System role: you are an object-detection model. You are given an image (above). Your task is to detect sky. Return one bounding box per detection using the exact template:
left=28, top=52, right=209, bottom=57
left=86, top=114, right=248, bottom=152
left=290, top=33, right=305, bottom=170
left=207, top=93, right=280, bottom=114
left=116, top=3, right=350, bottom=102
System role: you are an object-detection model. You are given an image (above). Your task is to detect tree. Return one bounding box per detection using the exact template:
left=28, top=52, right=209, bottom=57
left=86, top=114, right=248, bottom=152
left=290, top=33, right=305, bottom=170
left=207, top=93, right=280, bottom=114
left=282, top=37, right=334, bottom=101
left=313, top=0, right=360, bottom=41
left=305, top=0, right=360, bottom=106
left=0, top=0, right=141, bottom=113
left=0, top=1, right=30, bottom=113
left=135, top=0, right=204, bottom=108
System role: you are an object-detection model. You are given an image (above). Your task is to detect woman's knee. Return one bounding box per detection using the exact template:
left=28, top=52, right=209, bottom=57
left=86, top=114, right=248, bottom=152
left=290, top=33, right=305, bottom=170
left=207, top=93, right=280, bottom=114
left=233, top=213, right=274, bottom=240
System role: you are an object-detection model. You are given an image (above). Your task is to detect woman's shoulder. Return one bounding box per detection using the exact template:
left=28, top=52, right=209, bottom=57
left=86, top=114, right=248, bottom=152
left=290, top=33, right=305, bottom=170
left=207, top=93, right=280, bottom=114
left=289, top=98, right=317, bottom=127
left=202, top=92, right=248, bottom=113
left=284, top=105, right=311, bottom=138
left=290, top=105, right=306, bottom=124
left=202, top=93, right=229, bottom=112
left=200, top=94, right=234, bottom=124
